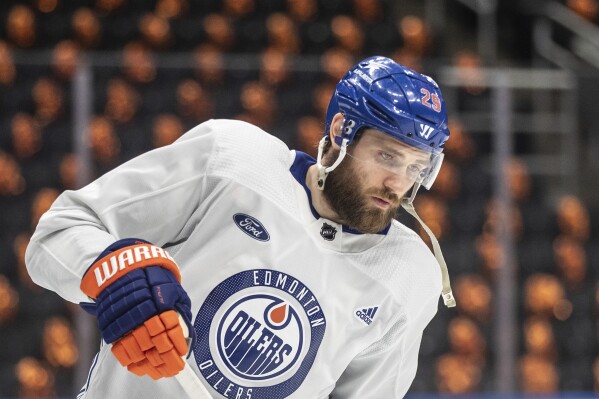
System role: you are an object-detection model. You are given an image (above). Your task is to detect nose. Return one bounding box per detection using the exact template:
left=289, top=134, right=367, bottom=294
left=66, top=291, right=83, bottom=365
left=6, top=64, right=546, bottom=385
left=383, top=172, right=414, bottom=197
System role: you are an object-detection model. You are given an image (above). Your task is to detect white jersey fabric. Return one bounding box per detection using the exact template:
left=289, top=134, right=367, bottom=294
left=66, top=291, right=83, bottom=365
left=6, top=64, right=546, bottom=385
left=26, top=119, right=442, bottom=399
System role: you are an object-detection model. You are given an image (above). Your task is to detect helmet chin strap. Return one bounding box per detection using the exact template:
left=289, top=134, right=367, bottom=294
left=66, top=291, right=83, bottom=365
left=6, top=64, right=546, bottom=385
left=316, top=136, right=349, bottom=190
left=401, top=183, right=456, bottom=308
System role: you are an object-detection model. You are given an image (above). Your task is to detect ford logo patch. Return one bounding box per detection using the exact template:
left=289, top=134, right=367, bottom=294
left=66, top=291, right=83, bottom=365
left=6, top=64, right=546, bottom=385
left=233, top=213, right=270, bottom=242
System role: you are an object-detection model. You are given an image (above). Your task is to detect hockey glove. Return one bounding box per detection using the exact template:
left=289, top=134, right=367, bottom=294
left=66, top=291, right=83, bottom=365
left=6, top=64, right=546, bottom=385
left=79, top=238, right=195, bottom=380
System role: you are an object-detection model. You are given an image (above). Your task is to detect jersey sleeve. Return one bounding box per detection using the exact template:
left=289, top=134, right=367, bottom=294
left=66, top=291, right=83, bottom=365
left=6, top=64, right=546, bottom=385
left=25, top=120, right=219, bottom=303
left=330, top=286, right=439, bottom=398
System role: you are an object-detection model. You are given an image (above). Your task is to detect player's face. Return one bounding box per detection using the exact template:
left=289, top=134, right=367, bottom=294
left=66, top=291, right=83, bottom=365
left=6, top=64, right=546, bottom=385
left=323, top=129, right=432, bottom=233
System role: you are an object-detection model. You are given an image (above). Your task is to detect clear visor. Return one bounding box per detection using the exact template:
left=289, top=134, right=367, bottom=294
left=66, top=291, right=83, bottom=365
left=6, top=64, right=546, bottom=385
left=346, top=135, right=444, bottom=190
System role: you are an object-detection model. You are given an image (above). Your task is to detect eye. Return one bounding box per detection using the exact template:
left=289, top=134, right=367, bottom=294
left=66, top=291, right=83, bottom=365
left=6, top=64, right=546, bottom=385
left=407, top=164, right=426, bottom=177
left=379, top=151, right=393, bottom=161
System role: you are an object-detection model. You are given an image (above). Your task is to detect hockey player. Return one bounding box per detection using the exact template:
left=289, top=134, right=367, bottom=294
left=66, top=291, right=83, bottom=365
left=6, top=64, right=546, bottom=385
left=26, top=56, right=455, bottom=398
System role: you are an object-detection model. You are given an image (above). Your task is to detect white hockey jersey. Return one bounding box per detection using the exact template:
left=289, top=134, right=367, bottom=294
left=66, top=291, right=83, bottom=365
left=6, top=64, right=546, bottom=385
left=25, top=119, right=442, bottom=399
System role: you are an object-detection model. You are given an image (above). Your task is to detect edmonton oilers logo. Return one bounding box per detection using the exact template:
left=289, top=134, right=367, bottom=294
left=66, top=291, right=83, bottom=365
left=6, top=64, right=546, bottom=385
left=193, top=270, right=326, bottom=399
left=217, top=294, right=302, bottom=380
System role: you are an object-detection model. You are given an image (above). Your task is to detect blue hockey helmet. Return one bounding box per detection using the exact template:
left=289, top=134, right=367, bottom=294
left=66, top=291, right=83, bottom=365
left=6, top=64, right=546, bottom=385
left=324, top=56, right=450, bottom=154
left=318, top=56, right=450, bottom=190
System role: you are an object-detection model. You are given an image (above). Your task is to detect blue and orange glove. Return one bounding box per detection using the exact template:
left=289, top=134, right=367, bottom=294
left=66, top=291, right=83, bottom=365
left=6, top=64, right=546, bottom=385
left=79, top=238, right=194, bottom=380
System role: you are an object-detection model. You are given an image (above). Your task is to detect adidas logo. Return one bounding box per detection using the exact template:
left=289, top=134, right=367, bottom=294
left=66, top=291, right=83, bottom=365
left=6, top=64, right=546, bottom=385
left=354, top=306, right=379, bottom=325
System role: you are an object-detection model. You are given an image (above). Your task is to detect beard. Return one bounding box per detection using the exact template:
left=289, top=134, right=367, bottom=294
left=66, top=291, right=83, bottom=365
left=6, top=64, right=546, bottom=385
left=322, top=151, right=401, bottom=234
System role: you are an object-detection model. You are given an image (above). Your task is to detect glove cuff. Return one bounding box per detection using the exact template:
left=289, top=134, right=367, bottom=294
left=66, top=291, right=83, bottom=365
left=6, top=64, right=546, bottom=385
left=80, top=242, right=180, bottom=299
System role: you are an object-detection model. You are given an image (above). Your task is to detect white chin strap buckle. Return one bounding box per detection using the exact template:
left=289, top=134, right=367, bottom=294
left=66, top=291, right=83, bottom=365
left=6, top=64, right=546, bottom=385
left=315, top=137, right=349, bottom=190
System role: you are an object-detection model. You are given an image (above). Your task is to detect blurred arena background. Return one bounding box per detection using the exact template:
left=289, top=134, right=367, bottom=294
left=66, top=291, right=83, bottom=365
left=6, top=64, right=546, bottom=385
left=0, top=0, right=598, bottom=397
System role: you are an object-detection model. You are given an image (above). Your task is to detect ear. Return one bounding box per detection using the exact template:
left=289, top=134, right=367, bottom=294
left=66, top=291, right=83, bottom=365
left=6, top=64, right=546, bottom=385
left=328, top=112, right=345, bottom=150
